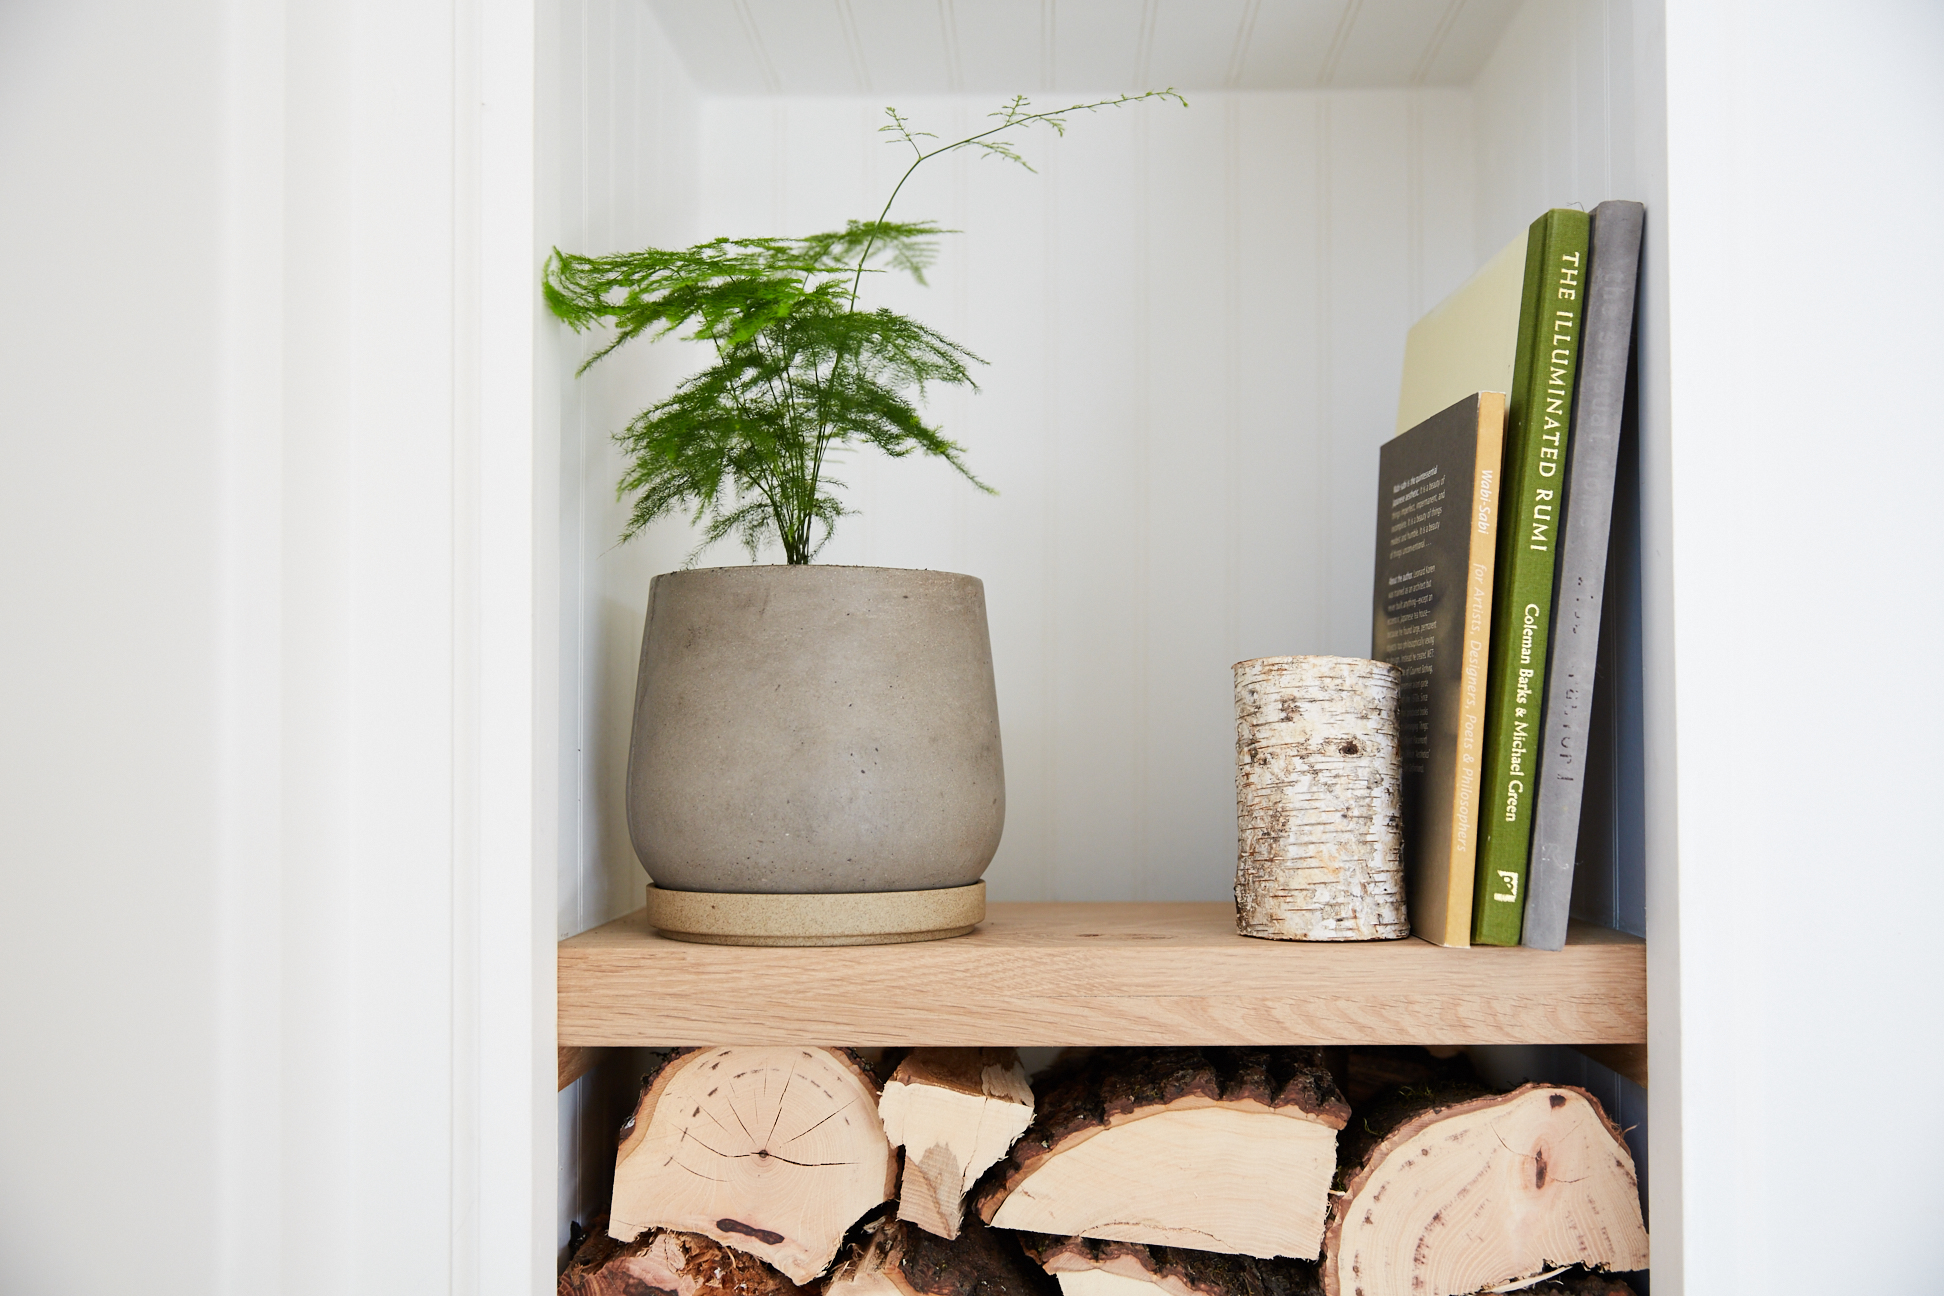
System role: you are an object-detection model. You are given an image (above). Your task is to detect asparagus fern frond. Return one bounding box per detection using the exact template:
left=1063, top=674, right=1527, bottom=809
left=544, top=89, right=1186, bottom=563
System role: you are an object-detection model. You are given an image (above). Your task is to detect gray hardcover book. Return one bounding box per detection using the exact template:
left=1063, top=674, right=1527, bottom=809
left=1522, top=200, right=1645, bottom=950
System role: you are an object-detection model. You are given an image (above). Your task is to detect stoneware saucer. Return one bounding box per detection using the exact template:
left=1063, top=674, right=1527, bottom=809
left=643, top=881, right=986, bottom=946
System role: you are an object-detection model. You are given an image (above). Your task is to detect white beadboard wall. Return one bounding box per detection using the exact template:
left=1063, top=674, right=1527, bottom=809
left=540, top=0, right=701, bottom=1261
left=1474, top=0, right=1643, bottom=256
left=545, top=0, right=701, bottom=943
left=677, top=89, right=1477, bottom=903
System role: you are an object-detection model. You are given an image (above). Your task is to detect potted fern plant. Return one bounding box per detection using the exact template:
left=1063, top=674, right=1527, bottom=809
left=546, top=92, right=1182, bottom=944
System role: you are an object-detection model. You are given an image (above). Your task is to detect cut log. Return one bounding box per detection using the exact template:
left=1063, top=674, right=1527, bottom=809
left=1322, top=1083, right=1650, bottom=1296
left=880, top=1048, right=1035, bottom=1239
left=974, top=1048, right=1350, bottom=1260
left=1021, top=1234, right=1321, bottom=1296
left=561, top=1221, right=812, bottom=1296
left=610, top=1047, right=898, bottom=1283
left=824, top=1216, right=1059, bottom=1296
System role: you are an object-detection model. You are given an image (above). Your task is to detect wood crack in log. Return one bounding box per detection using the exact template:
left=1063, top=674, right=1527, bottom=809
left=1321, top=1082, right=1648, bottom=1296
left=610, top=1047, right=897, bottom=1283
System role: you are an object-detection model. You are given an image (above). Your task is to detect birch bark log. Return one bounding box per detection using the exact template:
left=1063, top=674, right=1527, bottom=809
left=1234, top=656, right=1408, bottom=941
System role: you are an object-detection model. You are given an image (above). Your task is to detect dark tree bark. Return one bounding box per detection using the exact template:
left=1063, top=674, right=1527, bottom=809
left=826, top=1216, right=1060, bottom=1296
left=561, top=1222, right=811, bottom=1296
left=1522, top=1272, right=1638, bottom=1296
left=1020, top=1233, right=1322, bottom=1296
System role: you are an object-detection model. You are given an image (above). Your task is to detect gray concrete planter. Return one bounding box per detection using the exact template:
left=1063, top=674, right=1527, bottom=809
left=626, top=565, right=1005, bottom=901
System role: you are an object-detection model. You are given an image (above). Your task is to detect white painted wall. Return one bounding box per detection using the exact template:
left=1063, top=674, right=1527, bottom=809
left=1, top=3, right=228, bottom=1287
left=541, top=0, right=702, bottom=1260
left=546, top=0, right=703, bottom=951
left=1473, top=0, right=1645, bottom=258
left=1660, top=0, right=1944, bottom=1289
left=0, top=0, right=550, bottom=1292
left=644, top=0, right=1527, bottom=95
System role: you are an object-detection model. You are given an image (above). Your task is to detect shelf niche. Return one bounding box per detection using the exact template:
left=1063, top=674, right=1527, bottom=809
left=546, top=0, right=1661, bottom=1278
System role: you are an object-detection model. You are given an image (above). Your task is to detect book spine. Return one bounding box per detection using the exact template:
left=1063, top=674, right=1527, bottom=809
left=1522, top=201, right=1645, bottom=951
left=1447, top=394, right=1506, bottom=930
left=1471, top=209, right=1591, bottom=946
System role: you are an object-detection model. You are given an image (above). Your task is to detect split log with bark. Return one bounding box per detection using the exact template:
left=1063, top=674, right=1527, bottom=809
left=1021, top=1234, right=1321, bottom=1296
left=973, top=1048, right=1350, bottom=1260
left=824, top=1216, right=1059, bottom=1296
left=610, top=1047, right=898, bottom=1283
left=1322, top=1083, right=1649, bottom=1296
left=560, top=1221, right=811, bottom=1296
left=880, top=1048, right=1035, bottom=1239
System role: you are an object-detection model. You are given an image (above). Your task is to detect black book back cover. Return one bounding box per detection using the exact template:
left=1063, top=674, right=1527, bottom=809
left=1372, top=394, right=1502, bottom=946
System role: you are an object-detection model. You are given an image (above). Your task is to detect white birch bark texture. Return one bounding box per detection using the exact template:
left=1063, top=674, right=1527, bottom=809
left=1234, top=656, right=1408, bottom=941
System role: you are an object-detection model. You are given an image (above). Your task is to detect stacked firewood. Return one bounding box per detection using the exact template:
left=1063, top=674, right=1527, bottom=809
left=561, top=1046, right=1648, bottom=1296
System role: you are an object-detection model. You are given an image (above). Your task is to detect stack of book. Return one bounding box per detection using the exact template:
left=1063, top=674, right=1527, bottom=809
left=1371, top=201, right=1644, bottom=950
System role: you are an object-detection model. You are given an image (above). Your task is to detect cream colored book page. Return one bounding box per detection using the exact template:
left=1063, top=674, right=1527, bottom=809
left=1393, top=231, right=1528, bottom=439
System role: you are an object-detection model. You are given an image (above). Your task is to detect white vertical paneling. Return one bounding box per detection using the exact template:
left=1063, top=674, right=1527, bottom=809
left=549, top=0, right=701, bottom=944
left=543, top=0, right=701, bottom=1261
left=1139, top=97, right=1240, bottom=901
left=682, top=91, right=1474, bottom=902
left=5, top=0, right=553, bottom=1289
left=213, top=0, right=289, bottom=1286
left=1471, top=0, right=1639, bottom=257
left=1408, top=90, right=1478, bottom=314
left=1318, top=93, right=1410, bottom=652
left=1230, top=94, right=1321, bottom=681
left=1, top=1, right=228, bottom=1289
left=1049, top=100, right=1147, bottom=897
left=476, top=0, right=550, bottom=1285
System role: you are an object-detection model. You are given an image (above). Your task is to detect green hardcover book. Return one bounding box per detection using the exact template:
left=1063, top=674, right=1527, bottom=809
left=1471, top=208, right=1591, bottom=945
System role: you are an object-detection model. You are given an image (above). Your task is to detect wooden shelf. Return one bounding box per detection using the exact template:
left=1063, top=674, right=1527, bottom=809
left=558, top=902, right=1644, bottom=1049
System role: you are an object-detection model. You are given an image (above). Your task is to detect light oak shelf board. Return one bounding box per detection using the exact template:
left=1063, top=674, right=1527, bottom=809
left=557, top=902, right=1645, bottom=1049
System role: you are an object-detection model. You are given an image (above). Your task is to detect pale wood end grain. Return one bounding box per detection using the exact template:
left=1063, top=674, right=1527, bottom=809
left=557, top=901, right=1645, bottom=1048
